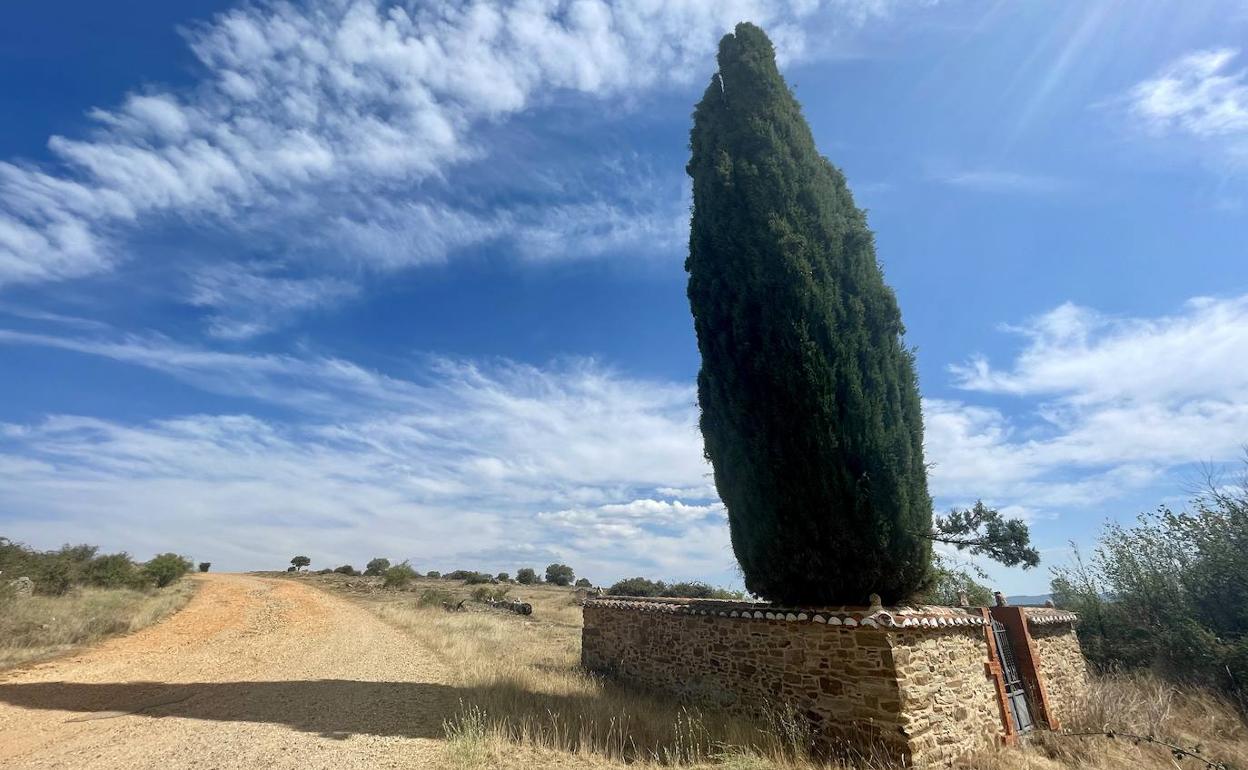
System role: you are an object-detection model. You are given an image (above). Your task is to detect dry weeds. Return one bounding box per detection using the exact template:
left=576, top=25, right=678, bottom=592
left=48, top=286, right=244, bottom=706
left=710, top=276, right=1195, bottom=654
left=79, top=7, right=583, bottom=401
left=299, top=574, right=1248, bottom=770
left=0, top=580, right=196, bottom=669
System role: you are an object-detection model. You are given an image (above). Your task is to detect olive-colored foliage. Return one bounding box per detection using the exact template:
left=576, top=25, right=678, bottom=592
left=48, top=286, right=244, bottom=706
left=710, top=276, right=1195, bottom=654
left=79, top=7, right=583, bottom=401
left=606, top=576, right=744, bottom=600
left=143, top=553, right=193, bottom=588
left=686, top=23, right=931, bottom=605
left=515, top=567, right=539, bottom=585
left=382, top=562, right=419, bottom=589
left=932, top=501, right=1040, bottom=569
left=290, top=555, right=311, bottom=570
left=496, top=572, right=510, bottom=583
left=425, top=570, right=441, bottom=579
left=0, top=540, right=160, bottom=594
left=333, top=564, right=357, bottom=576
left=1052, top=464, right=1248, bottom=705
left=574, top=578, right=592, bottom=588
left=917, top=556, right=993, bottom=607
left=364, top=557, right=390, bottom=576
left=197, top=562, right=211, bottom=573
left=445, top=569, right=492, bottom=584
left=545, top=563, right=575, bottom=586
left=84, top=553, right=142, bottom=588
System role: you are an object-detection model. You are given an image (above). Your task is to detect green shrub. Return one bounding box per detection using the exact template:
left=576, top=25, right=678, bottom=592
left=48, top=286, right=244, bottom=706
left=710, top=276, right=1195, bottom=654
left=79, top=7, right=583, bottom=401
left=426, top=570, right=441, bottom=579
left=496, top=572, right=510, bottom=583
left=515, top=568, right=538, bottom=585
left=290, top=555, right=310, bottom=571
left=917, top=556, right=992, bottom=606
left=417, top=587, right=455, bottom=607
left=143, top=553, right=192, bottom=588
left=445, top=569, right=492, bottom=584
left=607, top=577, right=743, bottom=600
left=333, top=564, right=357, bottom=576
left=1052, top=467, right=1248, bottom=704
left=84, top=553, right=140, bottom=588
left=382, top=562, right=418, bottom=589
left=472, top=585, right=510, bottom=602
left=545, top=563, right=574, bottom=586
left=364, top=558, right=390, bottom=576
left=574, top=578, right=592, bottom=588
left=198, top=562, right=211, bottom=573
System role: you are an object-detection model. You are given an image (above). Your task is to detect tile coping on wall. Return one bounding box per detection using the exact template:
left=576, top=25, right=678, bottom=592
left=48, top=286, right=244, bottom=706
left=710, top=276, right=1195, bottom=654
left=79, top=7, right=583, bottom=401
left=584, top=596, right=1078, bottom=631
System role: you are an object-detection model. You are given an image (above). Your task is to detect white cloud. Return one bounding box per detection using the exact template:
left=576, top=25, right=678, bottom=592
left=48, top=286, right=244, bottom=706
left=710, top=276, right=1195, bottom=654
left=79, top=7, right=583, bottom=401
left=1124, top=47, right=1248, bottom=166
left=0, top=0, right=906, bottom=296
left=926, top=294, right=1248, bottom=517
left=188, top=263, right=359, bottom=339
left=0, top=336, right=717, bottom=583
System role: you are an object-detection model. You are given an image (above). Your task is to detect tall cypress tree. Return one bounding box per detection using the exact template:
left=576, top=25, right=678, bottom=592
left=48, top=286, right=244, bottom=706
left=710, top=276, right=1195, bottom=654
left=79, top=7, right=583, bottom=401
left=686, top=23, right=931, bottom=606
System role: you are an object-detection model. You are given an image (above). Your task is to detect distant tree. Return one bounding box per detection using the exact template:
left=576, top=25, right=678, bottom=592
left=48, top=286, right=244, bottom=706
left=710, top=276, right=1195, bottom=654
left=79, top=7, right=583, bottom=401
left=426, top=570, right=441, bottom=579
left=574, top=578, right=592, bottom=588
left=364, top=558, right=390, bottom=576
left=383, top=562, right=418, bottom=589
left=333, top=565, right=357, bottom=576
left=608, top=577, right=666, bottom=597
left=286, top=565, right=296, bottom=572
left=545, top=564, right=574, bottom=586
left=198, top=562, right=211, bottom=573
left=516, top=567, right=539, bottom=585
left=496, top=572, right=510, bottom=583
left=290, top=555, right=311, bottom=571
left=686, top=22, right=932, bottom=605
left=144, top=553, right=193, bottom=588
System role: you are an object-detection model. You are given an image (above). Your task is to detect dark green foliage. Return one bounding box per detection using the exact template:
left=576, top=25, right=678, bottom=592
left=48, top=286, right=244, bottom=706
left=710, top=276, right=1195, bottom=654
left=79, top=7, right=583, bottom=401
left=932, top=501, right=1040, bottom=569
left=574, top=578, right=592, bottom=588
left=0, top=539, right=105, bottom=595
left=516, top=568, right=538, bottom=585
left=606, top=577, right=744, bottom=600
left=286, top=566, right=296, bottom=572
left=333, top=564, right=357, bottom=576
left=84, top=553, right=141, bottom=588
left=383, top=562, right=419, bottom=589
left=198, top=562, right=211, bottom=573
left=316, top=568, right=333, bottom=575
left=290, top=555, right=311, bottom=571
left=545, top=563, right=574, bottom=586
left=364, top=558, right=390, bottom=576
left=686, top=23, right=931, bottom=605
left=425, top=570, right=441, bottom=579
left=445, top=569, right=492, bottom=584
left=917, top=556, right=993, bottom=607
left=143, top=553, right=192, bottom=588
left=1052, top=470, right=1248, bottom=705
left=496, top=572, right=510, bottom=583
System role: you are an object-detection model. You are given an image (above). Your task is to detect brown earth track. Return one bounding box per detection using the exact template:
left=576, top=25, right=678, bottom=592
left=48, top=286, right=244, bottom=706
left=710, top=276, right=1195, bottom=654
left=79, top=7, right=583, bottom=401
left=0, top=573, right=454, bottom=769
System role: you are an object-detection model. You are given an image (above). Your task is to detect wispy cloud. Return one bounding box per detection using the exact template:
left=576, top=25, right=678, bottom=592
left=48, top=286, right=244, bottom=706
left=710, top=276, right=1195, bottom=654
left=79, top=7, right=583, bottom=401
left=1123, top=47, right=1248, bottom=167
left=928, top=294, right=1248, bottom=516
left=0, top=0, right=911, bottom=339
left=938, top=169, right=1068, bottom=194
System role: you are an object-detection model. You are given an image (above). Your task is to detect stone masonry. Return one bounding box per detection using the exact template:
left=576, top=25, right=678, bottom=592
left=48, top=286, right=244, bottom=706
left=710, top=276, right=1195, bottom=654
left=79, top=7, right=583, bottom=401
left=583, top=597, right=1087, bottom=767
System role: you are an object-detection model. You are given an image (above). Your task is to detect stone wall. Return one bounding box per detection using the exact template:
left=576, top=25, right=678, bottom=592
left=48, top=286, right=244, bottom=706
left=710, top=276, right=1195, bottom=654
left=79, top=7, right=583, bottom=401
left=1027, top=616, right=1089, bottom=728
left=583, top=599, right=1020, bottom=766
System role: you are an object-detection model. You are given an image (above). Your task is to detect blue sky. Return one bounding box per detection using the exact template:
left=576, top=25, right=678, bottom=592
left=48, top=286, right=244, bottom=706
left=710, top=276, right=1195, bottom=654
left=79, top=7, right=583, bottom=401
left=2, top=0, right=1247, bottom=596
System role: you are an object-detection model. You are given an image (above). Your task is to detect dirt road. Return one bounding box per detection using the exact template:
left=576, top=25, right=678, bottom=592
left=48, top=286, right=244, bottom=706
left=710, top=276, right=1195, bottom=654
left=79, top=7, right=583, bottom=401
left=0, top=574, right=455, bottom=769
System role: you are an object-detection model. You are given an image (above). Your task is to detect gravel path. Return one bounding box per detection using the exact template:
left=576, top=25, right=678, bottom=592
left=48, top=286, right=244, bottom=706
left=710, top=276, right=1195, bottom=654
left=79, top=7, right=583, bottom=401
left=0, top=574, right=454, bottom=769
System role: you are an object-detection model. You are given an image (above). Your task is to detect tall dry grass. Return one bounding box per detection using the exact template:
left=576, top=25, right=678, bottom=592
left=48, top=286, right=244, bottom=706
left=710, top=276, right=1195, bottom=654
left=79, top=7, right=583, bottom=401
left=312, top=575, right=1248, bottom=770
left=0, top=580, right=196, bottom=669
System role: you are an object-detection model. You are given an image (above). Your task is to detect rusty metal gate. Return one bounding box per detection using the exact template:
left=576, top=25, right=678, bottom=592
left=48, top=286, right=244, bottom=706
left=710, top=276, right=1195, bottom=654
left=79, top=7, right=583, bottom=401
left=991, top=618, right=1035, bottom=733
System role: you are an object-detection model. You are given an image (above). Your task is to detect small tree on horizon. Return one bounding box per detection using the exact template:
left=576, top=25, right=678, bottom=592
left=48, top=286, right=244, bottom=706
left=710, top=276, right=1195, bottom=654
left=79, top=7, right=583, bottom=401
left=198, top=562, right=211, bottom=573
left=290, top=555, right=311, bottom=571
left=687, top=22, right=932, bottom=605
left=545, top=563, right=574, bottom=586
left=516, top=567, right=538, bottom=585
left=364, top=557, right=390, bottom=576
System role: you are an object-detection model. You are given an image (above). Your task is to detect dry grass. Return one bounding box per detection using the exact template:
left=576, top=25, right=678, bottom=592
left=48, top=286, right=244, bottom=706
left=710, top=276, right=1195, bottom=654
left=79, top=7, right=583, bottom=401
left=295, top=573, right=1248, bottom=770
left=0, top=580, right=197, bottom=670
